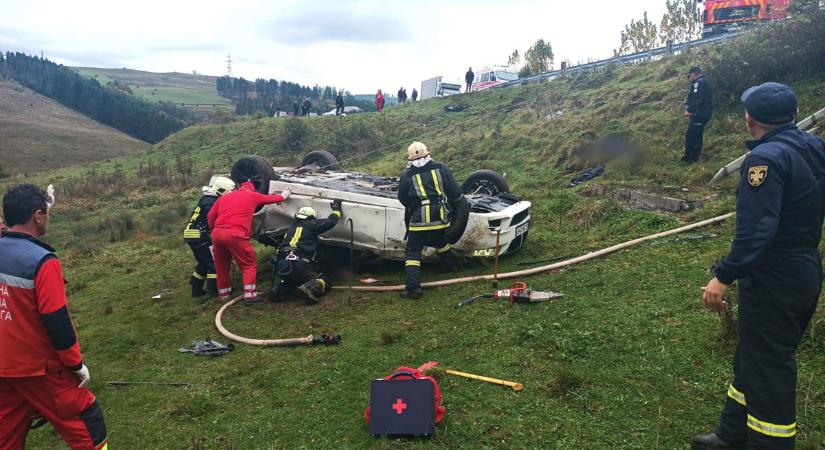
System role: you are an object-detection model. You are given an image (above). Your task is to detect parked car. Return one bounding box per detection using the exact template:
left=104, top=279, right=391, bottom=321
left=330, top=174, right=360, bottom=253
left=322, top=106, right=364, bottom=116
left=471, top=66, right=519, bottom=91
left=223, top=152, right=531, bottom=261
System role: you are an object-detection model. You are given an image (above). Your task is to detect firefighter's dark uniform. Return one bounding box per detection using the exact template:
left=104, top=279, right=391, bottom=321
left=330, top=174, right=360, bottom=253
left=711, top=123, right=825, bottom=449
left=398, top=159, right=462, bottom=294
left=683, top=75, right=713, bottom=163
left=183, top=193, right=218, bottom=297
left=273, top=205, right=342, bottom=302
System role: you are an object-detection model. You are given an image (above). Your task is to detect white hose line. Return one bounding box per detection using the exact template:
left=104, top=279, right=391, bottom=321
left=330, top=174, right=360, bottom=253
left=215, top=296, right=314, bottom=346
left=334, top=212, right=735, bottom=292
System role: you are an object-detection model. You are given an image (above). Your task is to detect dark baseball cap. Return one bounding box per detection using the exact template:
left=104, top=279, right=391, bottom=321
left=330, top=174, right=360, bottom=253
left=741, top=82, right=797, bottom=125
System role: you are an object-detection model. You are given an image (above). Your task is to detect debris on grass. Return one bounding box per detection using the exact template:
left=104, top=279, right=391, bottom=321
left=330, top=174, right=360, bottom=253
left=179, top=339, right=234, bottom=357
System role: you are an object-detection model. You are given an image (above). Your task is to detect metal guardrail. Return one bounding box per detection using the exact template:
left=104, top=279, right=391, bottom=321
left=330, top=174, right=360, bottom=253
left=496, top=33, right=741, bottom=88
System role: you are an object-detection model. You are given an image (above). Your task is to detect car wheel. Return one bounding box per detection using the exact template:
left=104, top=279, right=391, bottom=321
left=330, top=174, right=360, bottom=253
left=300, top=150, right=339, bottom=170
left=461, top=169, right=510, bottom=196
left=231, top=156, right=278, bottom=194
left=445, top=196, right=471, bottom=244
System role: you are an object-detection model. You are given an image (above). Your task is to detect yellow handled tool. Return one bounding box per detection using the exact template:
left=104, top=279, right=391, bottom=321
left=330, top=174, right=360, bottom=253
left=445, top=369, right=524, bottom=391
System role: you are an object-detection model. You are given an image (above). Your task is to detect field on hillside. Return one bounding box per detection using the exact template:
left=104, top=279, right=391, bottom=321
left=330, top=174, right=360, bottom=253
left=0, top=78, right=149, bottom=176
left=5, top=34, right=825, bottom=449
left=74, top=67, right=231, bottom=106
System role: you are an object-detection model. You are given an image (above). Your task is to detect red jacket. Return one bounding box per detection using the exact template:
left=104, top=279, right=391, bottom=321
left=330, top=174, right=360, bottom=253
left=207, top=182, right=285, bottom=238
left=0, top=232, right=83, bottom=377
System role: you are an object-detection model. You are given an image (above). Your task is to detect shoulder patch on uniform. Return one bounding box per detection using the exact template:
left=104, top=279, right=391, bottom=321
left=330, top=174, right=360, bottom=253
left=747, top=165, right=768, bottom=187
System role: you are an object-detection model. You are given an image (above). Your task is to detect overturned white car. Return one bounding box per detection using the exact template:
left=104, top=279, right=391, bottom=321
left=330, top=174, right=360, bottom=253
left=227, top=152, right=531, bottom=261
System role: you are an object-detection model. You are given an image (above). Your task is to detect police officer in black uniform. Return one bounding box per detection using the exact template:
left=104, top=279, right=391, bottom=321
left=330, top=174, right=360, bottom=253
left=398, top=141, right=462, bottom=299
left=693, top=83, right=825, bottom=450
left=183, top=176, right=235, bottom=298
left=682, top=66, right=713, bottom=164
left=272, top=200, right=342, bottom=304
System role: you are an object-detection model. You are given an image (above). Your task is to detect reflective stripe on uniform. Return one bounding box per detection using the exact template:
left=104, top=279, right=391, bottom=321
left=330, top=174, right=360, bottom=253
left=316, top=278, right=326, bottom=291
left=0, top=273, right=35, bottom=289
left=727, top=384, right=746, bottom=406
left=290, top=227, right=304, bottom=247
left=243, top=284, right=256, bottom=291
left=437, top=244, right=451, bottom=253
left=331, top=211, right=342, bottom=217
left=405, top=260, right=421, bottom=267
left=183, top=228, right=201, bottom=239
left=218, top=288, right=232, bottom=294
left=746, top=415, right=796, bottom=438
left=192, top=272, right=205, bottom=280
left=431, top=169, right=443, bottom=195
left=206, top=274, right=217, bottom=279
left=409, top=223, right=450, bottom=231
left=413, top=174, right=426, bottom=199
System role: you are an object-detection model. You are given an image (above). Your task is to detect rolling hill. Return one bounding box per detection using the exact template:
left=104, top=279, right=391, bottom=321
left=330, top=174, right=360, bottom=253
left=3, top=13, right=825, bottom=449
left=0, top=78, right=149, bottom=176
left=73, top=67, right=231, bottom=106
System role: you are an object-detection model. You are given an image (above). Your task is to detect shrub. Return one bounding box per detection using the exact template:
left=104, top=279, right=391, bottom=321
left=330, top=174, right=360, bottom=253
left=278, top=117, right=308, bottom=155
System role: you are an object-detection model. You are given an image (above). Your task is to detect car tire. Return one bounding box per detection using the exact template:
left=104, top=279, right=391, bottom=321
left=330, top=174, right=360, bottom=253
left=300, top=150, right=339, bottom=170
left=445, top=196, right=471, bottom=244
left=231, top=155, right=278, bottom=194
left=461, top=169, right=510, bottom=195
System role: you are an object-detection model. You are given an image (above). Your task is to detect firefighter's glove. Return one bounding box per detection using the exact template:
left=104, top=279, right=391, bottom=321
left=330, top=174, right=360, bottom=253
left=331, top=199, right=343, bottom=212
left=73, top=364, right=91, bottom=388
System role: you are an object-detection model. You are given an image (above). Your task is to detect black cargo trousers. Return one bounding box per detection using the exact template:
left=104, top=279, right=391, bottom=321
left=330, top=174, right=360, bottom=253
left=683, top=113, right=711, bottom=162
left=404, top=230, right=458, bottom=291
left=716, top=253, right=821, bottom=449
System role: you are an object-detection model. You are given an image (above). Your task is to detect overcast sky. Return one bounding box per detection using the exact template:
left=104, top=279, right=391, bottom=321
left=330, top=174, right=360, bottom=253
left=0, top=0, right=669, bottom=94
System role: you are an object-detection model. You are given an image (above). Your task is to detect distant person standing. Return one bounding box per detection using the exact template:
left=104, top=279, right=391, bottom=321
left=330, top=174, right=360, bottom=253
left=335, top=91, right=345, bottom=115
left=682, top=66, right=713, bottom=164
left=292, top=100, right=300, bottom=116
left=375, top=90, right=385, bottom=112
left=302, top=98, right=312, bottom=116
left=398, top=87, right=407, bottom=103
left=465, top=67, right=475, bottom=93
left=411, top=88, right=418, bottom=102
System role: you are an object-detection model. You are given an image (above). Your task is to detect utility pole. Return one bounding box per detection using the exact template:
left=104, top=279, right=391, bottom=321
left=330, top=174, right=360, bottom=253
left=225, top=54, right=232, bottom=77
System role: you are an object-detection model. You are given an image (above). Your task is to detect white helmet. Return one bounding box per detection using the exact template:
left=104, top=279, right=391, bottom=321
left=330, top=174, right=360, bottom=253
left=407, top=141, right=430, bottom=161
left=211, top=177, right=236, bottom=196
left=295, top=206, right=317, bottom=220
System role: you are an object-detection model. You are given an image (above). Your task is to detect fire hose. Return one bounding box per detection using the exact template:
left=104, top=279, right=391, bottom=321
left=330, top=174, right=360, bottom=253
left=215, top=296, right=341, bottom=346
left=332, top=212, right=734, bottom=292
left=215, top=212, right=734, bottom=346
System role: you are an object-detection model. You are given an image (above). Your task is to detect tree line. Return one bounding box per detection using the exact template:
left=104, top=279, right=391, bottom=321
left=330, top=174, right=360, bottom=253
left=216, top=76, right=375, bottom=116
left=0, top=52, right=196, bottom=143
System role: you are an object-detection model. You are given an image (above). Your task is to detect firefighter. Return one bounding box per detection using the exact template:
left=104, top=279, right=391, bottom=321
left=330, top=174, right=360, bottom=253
left=398, top=141, right=462, bottom=299
left=272, top=200, right=343, bottom=304
left=682, top=66, right=713, bottom=164
left=207, top=181, right=292, bottom=306
left=692, top=83, right=825, bottom=450
left=0, top=184, right=107, bottom=450
left=183, top=176, right=235, bottom=298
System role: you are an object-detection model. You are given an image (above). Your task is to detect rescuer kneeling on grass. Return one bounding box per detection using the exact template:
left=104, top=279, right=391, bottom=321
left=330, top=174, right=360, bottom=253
left=398, top=141, right=462, bottom=299
left=273, top=200, right=343, bottom=304
left=0, top=184, right=108, bottom=450
left=183, top=176, right=235, bottom=299
left=208, top=181, right=292, bottom=306
left=693, top=83, right=825, bottom=450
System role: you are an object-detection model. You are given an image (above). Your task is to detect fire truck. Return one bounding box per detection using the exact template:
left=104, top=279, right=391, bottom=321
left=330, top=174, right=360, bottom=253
left=701, top=0, right=792, bottom=37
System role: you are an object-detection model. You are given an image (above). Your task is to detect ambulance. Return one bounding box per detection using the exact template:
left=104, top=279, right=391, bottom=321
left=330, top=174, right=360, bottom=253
left=471, top=66, right=519, bottom=91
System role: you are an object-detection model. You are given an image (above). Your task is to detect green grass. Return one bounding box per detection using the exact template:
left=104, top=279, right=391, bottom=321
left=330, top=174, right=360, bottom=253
left=8, top=44, right=825, bottom=449
left=73, top=67, right=230, bottom=106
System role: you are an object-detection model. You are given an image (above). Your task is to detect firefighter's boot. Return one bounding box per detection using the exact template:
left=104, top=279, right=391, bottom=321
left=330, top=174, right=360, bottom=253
left=190, top=274, right=206, bottom=298
left=438, top=249, right=460, bottom=272
left=399, top=288, right=423, bottom=299
left=204, top=275, right=218, bottom=297
left=298, top=279, right=325, bottom=305
left=691, top=433, right=744, bottom=450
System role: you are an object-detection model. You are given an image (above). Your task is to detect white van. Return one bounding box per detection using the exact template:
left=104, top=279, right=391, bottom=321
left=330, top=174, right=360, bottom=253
left=472, top=67, right=519, bottom=91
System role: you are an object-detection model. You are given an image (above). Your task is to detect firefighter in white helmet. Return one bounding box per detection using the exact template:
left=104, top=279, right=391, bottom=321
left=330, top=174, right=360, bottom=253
left=183, top=176, right=235, bottom=298
left=272, top=200, right=343, bottom=304
left=397, top=141, right=462, bottom=299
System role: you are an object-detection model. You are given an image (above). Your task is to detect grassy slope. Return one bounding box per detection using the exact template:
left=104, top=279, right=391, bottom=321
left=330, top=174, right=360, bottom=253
left=73, top=67, right=231, bottom=106
left=9, top=50, right=825, bottom=449
left=0, top=78, right=149, bottom=176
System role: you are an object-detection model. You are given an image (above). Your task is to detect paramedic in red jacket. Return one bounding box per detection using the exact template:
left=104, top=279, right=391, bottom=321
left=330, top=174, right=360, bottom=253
left=0, top=184, right=107, bottom=450
left=208, top=181, right=292, bottom=305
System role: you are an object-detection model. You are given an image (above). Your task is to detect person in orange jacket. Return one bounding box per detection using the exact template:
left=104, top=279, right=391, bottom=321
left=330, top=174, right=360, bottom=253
left=207, top=181, right=292, bottom=305
left=0, top=184, right=108, bottom=450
